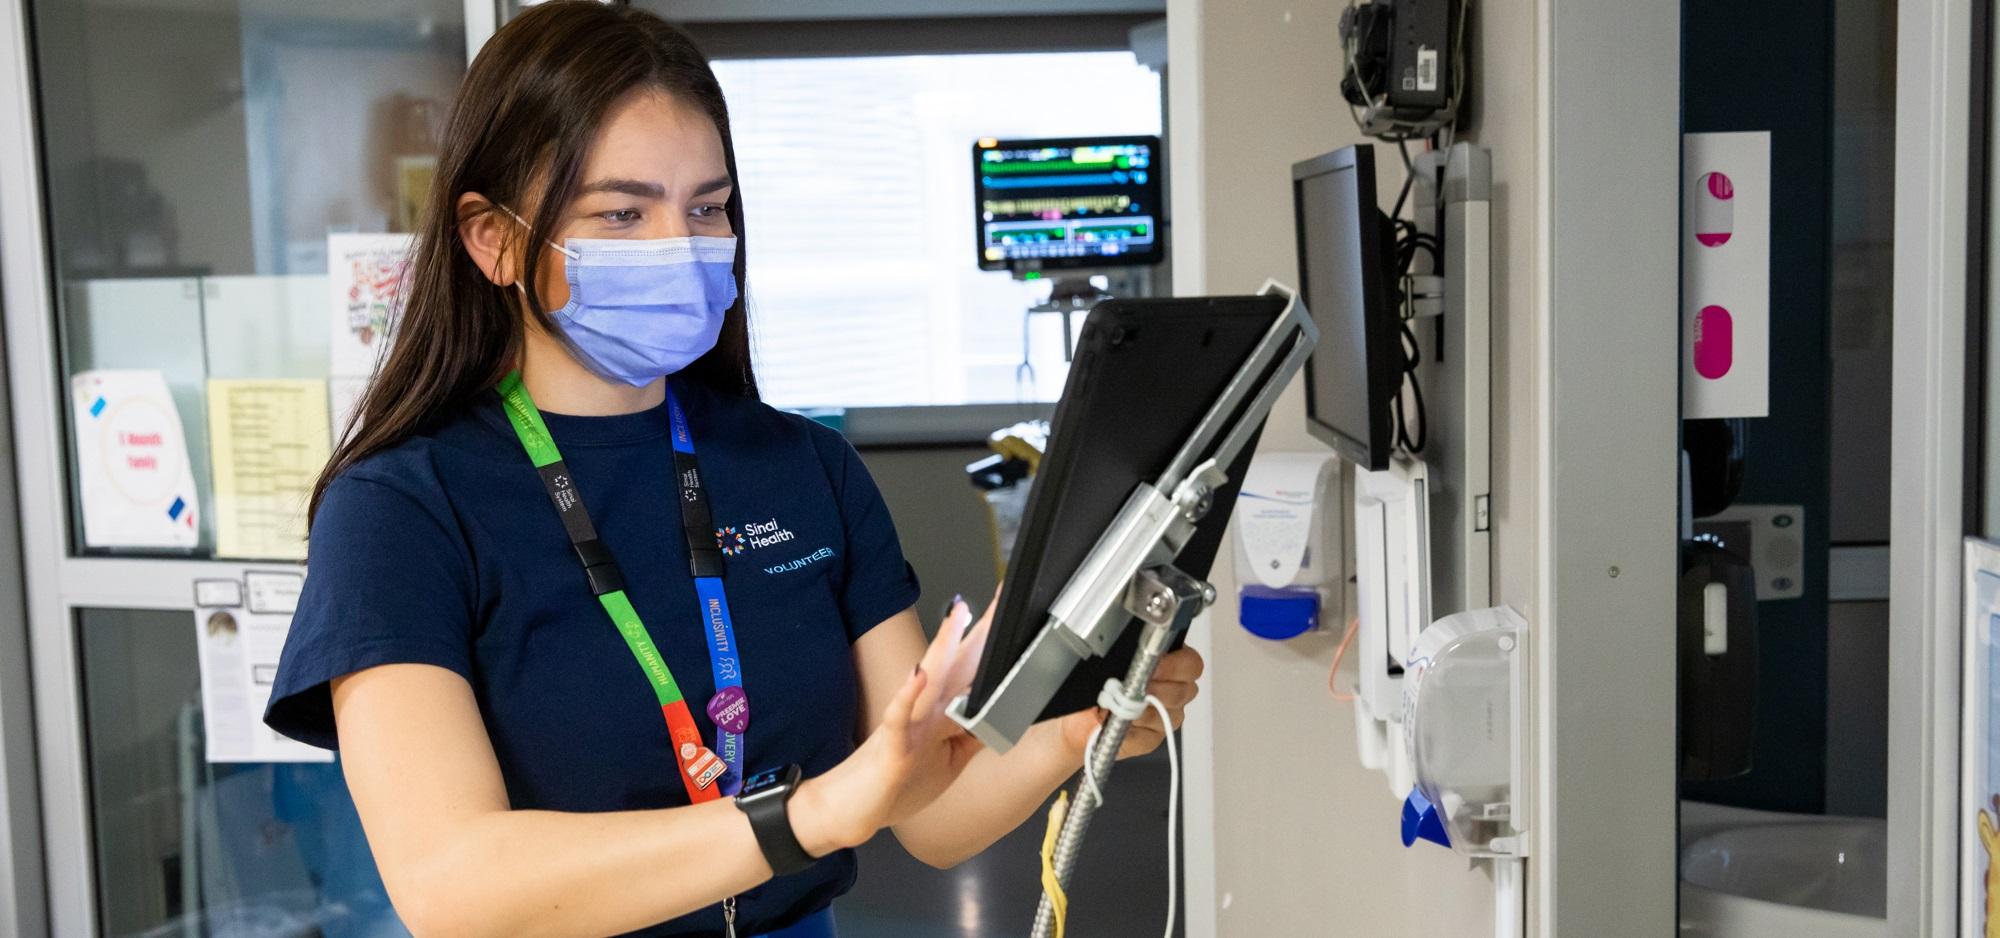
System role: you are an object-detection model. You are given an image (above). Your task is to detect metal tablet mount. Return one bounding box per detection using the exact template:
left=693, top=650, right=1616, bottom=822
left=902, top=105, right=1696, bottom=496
left=943, top=280, right=1317, bottom=937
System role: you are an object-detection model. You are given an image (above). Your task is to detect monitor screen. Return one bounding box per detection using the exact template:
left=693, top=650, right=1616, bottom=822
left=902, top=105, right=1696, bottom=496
left=974, top=135, right=1164, bottom=271
left=1293, top=145, right=1396, bottom=470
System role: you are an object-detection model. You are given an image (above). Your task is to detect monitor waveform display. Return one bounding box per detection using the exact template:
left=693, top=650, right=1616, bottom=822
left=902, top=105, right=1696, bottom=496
left=981, top=195, right=1133, bottom=216
left=973, top=134, right=1163, bottom=271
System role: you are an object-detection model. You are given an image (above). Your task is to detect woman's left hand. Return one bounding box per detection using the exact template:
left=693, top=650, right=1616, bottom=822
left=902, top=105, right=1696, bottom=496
left=1056, top=646, right=1204, bottom=762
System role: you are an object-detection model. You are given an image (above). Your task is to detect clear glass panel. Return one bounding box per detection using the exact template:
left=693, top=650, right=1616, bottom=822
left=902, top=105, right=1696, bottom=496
left=31, top=0, right=465, bottom=560
left=77, top=608, right=406, bottom=937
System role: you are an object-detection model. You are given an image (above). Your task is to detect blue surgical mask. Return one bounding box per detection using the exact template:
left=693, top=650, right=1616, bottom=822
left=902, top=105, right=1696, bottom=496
left=504, top=207, right=739, bottom=387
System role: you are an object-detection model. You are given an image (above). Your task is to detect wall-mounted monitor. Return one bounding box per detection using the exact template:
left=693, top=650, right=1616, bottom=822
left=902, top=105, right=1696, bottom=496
left=974, top=135, right=1164, bottom=271
left=1292, top=144, right=1401, bottom=471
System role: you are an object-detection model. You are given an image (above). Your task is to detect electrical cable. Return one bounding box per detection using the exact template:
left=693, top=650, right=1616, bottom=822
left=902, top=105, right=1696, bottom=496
left=1328, top=617, right=1361, bottom=701
left=1058, top=693, right=1181, bottom=938
left=1390, top=218, right=1435, bottom=455
left=1394, top=318, right=1428, bottom=452
left=1388, top=167, right=1417, bottom=226
left=1038, top=793, right=1070, bottom=938
left=1147, top=694, right=1180, bottom=938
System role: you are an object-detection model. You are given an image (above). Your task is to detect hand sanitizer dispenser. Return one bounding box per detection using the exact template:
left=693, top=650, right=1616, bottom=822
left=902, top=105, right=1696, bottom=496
left=1398, top=605, right=1529, bottom=858
left=1233, top=453, right=1342, bottom=640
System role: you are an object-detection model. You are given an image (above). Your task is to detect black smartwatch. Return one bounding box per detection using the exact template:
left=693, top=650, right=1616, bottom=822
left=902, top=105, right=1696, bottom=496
left=736, top=764, right=816, bottom=876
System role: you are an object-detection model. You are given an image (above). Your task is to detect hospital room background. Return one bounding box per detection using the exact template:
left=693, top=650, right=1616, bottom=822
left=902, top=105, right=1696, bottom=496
left=4, top=0, right=1997, bottom=934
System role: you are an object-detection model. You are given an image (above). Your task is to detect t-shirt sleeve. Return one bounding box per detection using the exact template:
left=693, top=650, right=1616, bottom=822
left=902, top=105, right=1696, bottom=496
left=813, top=427, right=922, bottom=641
left=263, top=471, right=478, bottom=750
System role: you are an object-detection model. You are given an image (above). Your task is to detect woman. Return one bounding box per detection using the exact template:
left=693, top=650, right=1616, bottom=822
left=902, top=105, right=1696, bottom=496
left=263, top=4, right=1203, bottom=937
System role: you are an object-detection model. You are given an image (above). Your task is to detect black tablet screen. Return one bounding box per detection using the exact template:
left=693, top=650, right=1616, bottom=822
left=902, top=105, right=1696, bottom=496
left=964, top=294, right=1292, bottom=721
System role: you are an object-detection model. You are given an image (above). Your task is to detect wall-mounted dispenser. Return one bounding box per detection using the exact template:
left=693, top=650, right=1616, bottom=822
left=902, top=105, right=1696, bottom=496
left=1678, top=423, right=1760, bottom=782
left=1233, top=452, right=1343, bottom=640
left=1678, top=537, right=1757, bottom=781
left=1398, top=605, right=1529, bottom=858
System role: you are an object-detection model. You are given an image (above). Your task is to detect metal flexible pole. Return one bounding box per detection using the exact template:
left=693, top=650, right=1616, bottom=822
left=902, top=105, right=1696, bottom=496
left=1031, top=568, right=1208, bottom=938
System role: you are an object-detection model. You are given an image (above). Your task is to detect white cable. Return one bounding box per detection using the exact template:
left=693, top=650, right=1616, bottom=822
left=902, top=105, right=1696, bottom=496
left=1083, top=678, right=1147, bottom=804
left=1146, top=693, right=1180, bottom=938
left=1074, top=684, right=1181, bottom=938
left=1080, top=723, right=1107, bottom=805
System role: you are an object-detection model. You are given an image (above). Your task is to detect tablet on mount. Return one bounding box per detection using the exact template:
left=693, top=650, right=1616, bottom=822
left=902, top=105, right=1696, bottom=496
left=950, top=285, right=1317, bottom=752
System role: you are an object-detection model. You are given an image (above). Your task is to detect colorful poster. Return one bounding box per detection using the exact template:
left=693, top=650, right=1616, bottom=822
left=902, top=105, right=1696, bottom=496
left=194, top=569, right=330, bottom=763
left=71, top=369, right=199, bottom=549
left=1963, top=537, right=2000, bottom=937
left=327, top=233, right=414, bottom=378
left=207, top=379, right=330, bottom=561
left=1681, top=131, right=1771, bottom=419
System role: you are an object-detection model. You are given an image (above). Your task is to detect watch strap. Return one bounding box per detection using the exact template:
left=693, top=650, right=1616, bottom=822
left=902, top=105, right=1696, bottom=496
left=740, top=773, right=815, bottom=876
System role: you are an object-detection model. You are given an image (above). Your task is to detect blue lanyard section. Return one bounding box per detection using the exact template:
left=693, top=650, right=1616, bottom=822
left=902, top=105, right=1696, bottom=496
left=667, top=388, right=748, bottom=795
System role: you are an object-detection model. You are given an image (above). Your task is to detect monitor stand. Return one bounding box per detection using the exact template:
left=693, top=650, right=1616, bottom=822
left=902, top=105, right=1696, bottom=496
left=1010, top=266, right=1157, bottom=374
left=1030, top=275, right=1105, bottom=363
left=1031, top=563, right=1211, bottom=938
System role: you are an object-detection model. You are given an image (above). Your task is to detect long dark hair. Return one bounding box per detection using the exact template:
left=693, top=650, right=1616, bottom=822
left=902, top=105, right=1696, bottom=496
left=310, top=1, right=755, bottom=525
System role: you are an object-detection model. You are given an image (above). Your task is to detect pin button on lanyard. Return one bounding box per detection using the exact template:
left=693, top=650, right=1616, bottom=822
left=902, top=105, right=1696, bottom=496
left=496, top=371, right=751, bottom=801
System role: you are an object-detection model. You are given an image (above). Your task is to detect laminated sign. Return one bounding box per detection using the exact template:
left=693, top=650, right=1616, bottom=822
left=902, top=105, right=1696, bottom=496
left=1681, top=132, right=1771, bottom=419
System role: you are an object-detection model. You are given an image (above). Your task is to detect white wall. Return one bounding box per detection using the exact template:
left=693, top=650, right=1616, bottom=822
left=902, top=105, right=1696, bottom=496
left=1170, top=0, right=1542, bottom=934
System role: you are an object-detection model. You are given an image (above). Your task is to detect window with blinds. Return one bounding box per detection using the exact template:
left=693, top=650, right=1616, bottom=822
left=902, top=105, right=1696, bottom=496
left=711, top=52, right=1163, bottom=409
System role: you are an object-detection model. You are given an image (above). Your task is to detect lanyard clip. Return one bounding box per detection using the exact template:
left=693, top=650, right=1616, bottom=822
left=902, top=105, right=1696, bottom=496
left=573, top=539, right=626, bottom=595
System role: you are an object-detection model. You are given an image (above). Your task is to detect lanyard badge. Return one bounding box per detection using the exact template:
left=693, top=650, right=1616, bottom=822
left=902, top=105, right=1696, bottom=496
left=497, top=372, right=751, bottom=801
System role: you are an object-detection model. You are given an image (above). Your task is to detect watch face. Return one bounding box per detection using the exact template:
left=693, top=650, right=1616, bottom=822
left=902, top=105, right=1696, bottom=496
left=742, top=766, right=795, bottom=797
left=743, top=768, right=784, bottom=794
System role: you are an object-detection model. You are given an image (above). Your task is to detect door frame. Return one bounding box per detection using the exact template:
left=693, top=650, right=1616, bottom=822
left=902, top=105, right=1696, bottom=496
left=0, top=0, right=47, bottom=921
left=1537, top=0, right=1683, bottom=932
left=1890, top=0, right=1976, bottom=931
left=0, top=2, right=504, bottom=932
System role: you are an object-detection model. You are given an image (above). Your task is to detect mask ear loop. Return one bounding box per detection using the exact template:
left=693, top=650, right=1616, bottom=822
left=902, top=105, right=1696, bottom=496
left=493, top=204, right=575, bottom=330
left=496, top=203, right=581, bottom=261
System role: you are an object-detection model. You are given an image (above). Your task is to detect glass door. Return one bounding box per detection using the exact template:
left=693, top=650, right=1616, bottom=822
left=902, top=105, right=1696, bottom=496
left=2, top=0, right=482, bottom=932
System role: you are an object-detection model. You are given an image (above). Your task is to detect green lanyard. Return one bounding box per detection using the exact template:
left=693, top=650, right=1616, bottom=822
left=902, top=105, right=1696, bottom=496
left=496, top=371, right=725, bottom=801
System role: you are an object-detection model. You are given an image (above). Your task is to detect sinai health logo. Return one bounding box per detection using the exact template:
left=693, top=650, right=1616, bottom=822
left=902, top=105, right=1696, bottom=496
left=715, top=518, right=795, bottom=556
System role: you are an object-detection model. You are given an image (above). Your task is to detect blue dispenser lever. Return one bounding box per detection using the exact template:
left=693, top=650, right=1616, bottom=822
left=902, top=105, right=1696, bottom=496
left=1401, top=789, right=1452, bottom=849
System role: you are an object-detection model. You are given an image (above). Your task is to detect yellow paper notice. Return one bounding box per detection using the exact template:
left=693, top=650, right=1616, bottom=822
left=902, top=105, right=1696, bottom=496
left=207, top=379, right=329, bottom=560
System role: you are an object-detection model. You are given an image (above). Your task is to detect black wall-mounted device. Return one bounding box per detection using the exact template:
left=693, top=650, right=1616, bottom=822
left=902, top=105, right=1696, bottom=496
left=1339, top=0, right=1460, bottom=136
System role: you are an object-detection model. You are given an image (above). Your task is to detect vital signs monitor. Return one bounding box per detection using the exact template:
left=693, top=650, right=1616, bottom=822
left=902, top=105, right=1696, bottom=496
left=973, top=135, right=1164, bottom=271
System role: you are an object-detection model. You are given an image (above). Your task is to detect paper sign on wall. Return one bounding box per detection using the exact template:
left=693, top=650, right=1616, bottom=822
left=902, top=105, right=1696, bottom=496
left=329, top=375, right=368, bottom=448
left=194, top=570, right=330, bottom=763
left=71, top=370, right=199, bottom=549
left=207, top=379, right=330, bottom=560
left=327, top=233, right=415, bottom=378
left=1681, top=131, right=1771, bottom=419
left=1963, top=538, right=2000, bottom=936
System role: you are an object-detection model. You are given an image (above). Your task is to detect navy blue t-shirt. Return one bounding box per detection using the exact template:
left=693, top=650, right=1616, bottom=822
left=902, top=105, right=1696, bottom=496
left=264, top=375, right=921, bottom=936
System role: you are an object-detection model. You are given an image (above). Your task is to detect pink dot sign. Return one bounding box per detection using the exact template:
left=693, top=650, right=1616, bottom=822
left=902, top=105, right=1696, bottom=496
left=1693, top=305, right=1734, bottom=379
left=1694, top=172, right=1734, bottom=247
